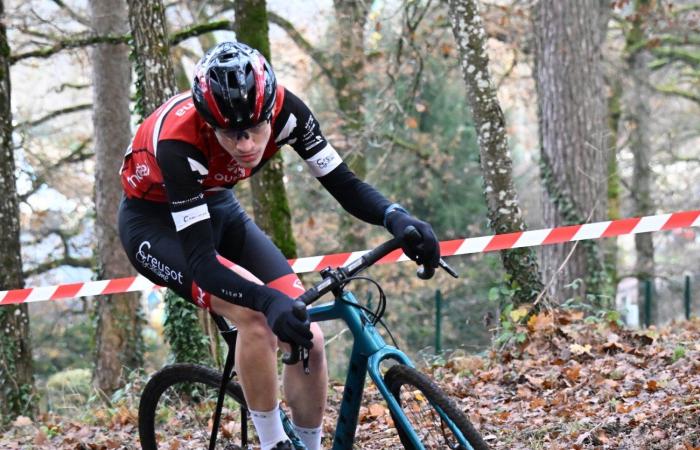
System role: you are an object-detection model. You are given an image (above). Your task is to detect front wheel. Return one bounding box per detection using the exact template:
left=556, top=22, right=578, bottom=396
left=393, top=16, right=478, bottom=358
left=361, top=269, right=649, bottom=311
left=384, top=364, right=490, bottom=450
left=138, top=363, right=251, bottom=449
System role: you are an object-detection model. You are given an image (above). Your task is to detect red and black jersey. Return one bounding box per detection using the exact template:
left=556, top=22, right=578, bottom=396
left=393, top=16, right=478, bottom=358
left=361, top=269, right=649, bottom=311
left=120, top=85, right=342, bottom=204
left=118, top=85, right=392, bottom=307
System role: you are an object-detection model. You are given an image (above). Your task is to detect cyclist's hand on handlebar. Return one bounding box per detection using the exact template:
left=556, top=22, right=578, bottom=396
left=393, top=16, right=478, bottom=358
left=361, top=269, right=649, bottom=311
left=385, top=210, right=440, bottom=269
left=260, top=288, right=313, bottom=350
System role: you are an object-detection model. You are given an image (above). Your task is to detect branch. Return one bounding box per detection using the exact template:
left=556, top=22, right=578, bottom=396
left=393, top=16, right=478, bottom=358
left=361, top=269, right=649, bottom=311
left=655, top=85, right=700, bottom=105
left=267, top=10, right=335, bottom=82
left=23, top=256, right=94, bottom=278
left=19, top=138, right=94, bottom=202
left=52, top=83, right=90, bottom=93
left=651, top=47, right=700, bottom=68
left=10, top=34, right=128, bottom=64
left=10, top=20, right=232, bottom=64
left=22, top=227, right=94, bottom=277
left=658, top=34, right=700, bottom=47
left=50, top=0, right=91, bottom=28
left=169, top=20, right=234, bottom=46
left=18, top=103, right=92, bottom=129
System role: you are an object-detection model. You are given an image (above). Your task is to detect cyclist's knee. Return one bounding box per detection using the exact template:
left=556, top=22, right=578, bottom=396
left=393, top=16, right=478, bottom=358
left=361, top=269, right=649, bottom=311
left=309, top=323, right=326, bottom=360
left=211, top=296, right=276, bottom=344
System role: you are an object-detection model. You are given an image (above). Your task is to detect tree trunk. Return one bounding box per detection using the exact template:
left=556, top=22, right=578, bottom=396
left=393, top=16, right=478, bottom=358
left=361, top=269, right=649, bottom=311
left=332, top=0, right=371, bottom=250
left=606, top=78, right=623, bottom=287
left=447, top=0, right=544, bottom=306
left=127, top=0, right=209, bottom=363
left=533, top=0, right=611, bottom=303
left=0, top=0, right=35, bottom=421
left=234, top=0, right=297, bottom=258
left=626, top=0, right=657, bottom=326
left=91, top=0, right=144, bottom=395
left=127, top=0, right=177, bottom=117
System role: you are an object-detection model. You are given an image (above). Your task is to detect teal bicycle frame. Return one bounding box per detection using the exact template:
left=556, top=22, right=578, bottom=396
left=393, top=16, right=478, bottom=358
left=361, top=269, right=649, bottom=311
left=206, top=230, right=473, bottom=450
left=308, top=289, right=473, bottom=450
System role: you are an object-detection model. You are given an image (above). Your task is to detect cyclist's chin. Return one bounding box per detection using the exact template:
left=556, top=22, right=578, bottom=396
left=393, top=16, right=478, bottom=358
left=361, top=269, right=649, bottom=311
left=233, top=152, right=263, bottom=168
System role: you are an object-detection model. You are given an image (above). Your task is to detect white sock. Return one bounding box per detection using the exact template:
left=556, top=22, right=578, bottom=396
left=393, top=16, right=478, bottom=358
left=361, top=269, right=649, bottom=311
left=249, top=403, right=290, bottom=450
left=292, top=423, right=323, bottom=450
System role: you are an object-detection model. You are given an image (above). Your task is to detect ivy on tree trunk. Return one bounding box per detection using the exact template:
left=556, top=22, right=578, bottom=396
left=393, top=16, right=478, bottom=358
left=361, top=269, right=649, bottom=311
left=533, top=0, right=612, bottom=304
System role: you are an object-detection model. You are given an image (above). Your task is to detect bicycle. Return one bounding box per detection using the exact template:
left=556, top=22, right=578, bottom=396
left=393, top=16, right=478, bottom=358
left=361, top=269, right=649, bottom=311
left=138, top=227, right=490, bottom=449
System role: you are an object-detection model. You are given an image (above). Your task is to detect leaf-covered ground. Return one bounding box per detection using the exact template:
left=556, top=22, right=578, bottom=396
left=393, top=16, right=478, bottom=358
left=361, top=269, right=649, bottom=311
left=2, top=315, right=699, bottom=449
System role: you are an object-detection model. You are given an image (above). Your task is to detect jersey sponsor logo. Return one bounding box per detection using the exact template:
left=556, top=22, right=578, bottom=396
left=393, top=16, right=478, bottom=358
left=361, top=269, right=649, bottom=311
left=293, top=278, right=304, bottom=292
left=213, top=173, right=244, bottom=183
left=127, top=163, right=151, bottom=188
left=304, top=114, right=315, bottom=132
left=225, top=160, right=247, bottom=177
left=194, top=286, right=209, bottom=309
left=172, top=204, right=210, bottom=231
left=170, top=193, right=204, bottom=207
left=175, top=101, right=195, bottom=117
left=301, top=114, right=324, bottom=151
left=305, top=144, right=342, bottom=177
left=220, top=289, right=243, bottom=300
left=315, top=154, right=336, bottom=169
left=136, top=241, right=184, bottom=284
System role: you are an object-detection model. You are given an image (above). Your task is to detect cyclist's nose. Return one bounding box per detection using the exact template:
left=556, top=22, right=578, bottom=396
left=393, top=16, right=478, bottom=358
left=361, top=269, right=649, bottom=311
left=234, top=137, right=255, bottom=153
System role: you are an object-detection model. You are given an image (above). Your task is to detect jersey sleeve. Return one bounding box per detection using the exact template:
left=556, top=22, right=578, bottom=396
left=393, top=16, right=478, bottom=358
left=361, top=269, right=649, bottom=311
left=273, top=89, right=392, bottom=226
left=275, top=89, right=343, bottom=177
left=155, top=140, right=265, bottom=310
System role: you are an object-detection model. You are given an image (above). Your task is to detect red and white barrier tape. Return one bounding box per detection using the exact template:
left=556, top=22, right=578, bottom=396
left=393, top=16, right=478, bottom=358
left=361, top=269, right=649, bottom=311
left=2, top=209, right=699, bottom=305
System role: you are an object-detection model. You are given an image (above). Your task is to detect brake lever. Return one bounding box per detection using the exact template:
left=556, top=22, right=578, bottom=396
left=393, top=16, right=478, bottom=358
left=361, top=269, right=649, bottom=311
left=404, top=225, right=459, bottom=279
left=439, top=259, right=458, bottom=278
left=281, top=345, right=310, bottom=374
left=281, top=302, right=312, bottom=373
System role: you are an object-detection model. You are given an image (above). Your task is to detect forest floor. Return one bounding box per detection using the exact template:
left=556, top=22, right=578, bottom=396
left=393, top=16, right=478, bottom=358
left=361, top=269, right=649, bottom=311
left=1, top=313, right=698, bottom=449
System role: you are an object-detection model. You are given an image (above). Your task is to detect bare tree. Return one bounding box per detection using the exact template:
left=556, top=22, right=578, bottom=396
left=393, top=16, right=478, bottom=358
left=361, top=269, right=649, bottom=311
left=90, top=0, right=143, bottom=395
left=447, top=0, right=544, bottom=306
left=533, top=0, right=611, bottom=303
left=0, top=0, right=35, bottom=422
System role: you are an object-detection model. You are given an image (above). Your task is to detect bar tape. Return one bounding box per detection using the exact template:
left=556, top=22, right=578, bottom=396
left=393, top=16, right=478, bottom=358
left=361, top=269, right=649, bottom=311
left=1, top=209, right=699, bottom=306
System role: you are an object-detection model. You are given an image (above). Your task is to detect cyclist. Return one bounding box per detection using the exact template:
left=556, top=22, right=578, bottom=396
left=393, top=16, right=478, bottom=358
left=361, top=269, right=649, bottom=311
left=118, top=41, right=440, bottom=450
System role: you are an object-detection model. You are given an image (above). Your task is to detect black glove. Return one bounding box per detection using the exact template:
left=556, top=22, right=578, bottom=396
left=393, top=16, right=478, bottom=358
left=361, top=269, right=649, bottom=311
left=258, top=287, right=313, bottom=350
left=385, top=208, right=440, bottom=269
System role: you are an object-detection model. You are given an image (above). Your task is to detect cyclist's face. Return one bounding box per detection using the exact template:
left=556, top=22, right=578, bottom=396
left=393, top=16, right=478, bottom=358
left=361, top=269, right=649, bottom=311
left=214, top=121, right=271, bottom=168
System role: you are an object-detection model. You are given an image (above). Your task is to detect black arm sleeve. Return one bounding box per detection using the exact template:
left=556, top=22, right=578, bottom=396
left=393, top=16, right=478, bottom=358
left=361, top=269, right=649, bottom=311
left=317, top=162, right=392, bottom=226
left=156, top=140, right=270, bottom=310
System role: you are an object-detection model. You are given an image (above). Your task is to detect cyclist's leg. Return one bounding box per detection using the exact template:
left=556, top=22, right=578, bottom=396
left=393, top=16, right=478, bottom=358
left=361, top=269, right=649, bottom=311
left=217, top=203, right=328, bottom=430
left=120, top=195, right=290, bottom=449
left=118, top=196, right=197, bottom=302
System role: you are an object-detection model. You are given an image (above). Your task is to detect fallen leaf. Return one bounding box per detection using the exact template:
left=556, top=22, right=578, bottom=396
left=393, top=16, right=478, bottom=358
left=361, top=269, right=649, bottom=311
left=12, top=416, right=32, bottom=427
left=570, top=343, right=592, bottom=356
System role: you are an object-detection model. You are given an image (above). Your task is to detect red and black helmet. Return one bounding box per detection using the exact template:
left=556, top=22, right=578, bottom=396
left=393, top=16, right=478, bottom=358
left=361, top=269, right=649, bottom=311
left=192, top=41, right=277, bottom=130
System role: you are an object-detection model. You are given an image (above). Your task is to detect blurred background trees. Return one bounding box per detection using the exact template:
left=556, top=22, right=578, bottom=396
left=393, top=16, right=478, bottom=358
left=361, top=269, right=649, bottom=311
left=1, top=0, right=699, bottom=421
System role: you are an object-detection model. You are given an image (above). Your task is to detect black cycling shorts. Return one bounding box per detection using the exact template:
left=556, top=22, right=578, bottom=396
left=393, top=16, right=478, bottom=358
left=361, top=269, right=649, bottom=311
left=118, top=190, right=302, bottom=309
